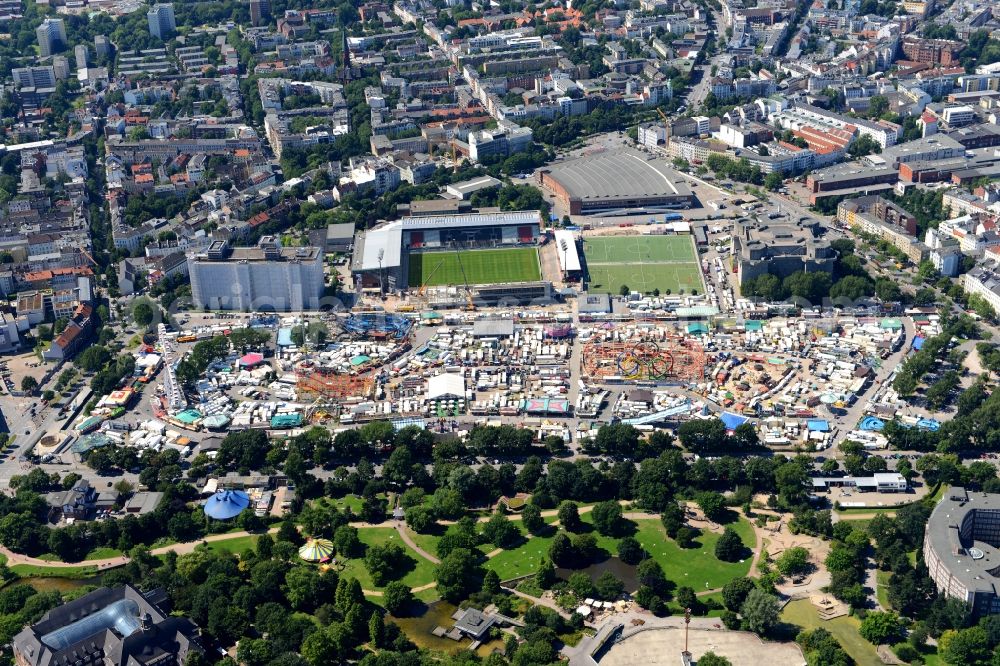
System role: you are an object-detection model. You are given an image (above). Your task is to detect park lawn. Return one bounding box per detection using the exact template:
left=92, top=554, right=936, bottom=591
left=206, top=535, right=259, bottom=555
left=338, top=527, right=437, bottom=594
left=876, top=571, right=892, bottom=610
left=633, top=517, right=755, bottom=591
left=10, top=563, right=98, bottom=579
left=781, top=599, right=882, bottom=666
left=405, top=528, right=442, bottom=559
left=485, top=530, right=558, bottom=581
left=85, top=547, right=123, bottom=561
left=325, top=495, right=363, bottom=513
left=36, top=554, right=62, bottom=562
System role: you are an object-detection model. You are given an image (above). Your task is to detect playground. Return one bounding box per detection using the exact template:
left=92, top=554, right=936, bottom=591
left=583, top=235, right=703, bottom=295
left=408, top=248, right=541, bottom=288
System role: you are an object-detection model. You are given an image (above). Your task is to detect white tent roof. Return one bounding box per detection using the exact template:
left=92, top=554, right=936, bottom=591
left=427, top=372, right=465, bottom=400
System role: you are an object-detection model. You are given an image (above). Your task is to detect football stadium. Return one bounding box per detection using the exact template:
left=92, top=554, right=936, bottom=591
left=352, top=211, right=551, bottom=303
left=583, top=235, right=704, bottom=295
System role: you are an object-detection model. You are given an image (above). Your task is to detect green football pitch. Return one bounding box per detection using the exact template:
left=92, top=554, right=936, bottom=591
left=583, top=235, right=704, bottom=295
left=408, top=248, right=541, bottom=287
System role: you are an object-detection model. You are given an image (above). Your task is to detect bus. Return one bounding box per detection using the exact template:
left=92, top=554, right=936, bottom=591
left=177, top=335, right=197, bottom=343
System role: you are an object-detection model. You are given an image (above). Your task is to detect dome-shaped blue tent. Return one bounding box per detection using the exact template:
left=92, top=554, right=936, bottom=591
left=203, top=490, right=250, bottom=520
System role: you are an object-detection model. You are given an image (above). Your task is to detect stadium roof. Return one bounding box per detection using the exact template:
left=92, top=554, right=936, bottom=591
left=542, top=149, right=691, bottom=202
left=203, top=490, right=250, bottom=519
left=554, top=230, right=582, bottom=272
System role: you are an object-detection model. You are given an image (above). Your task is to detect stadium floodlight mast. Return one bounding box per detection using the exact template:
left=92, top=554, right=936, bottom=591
left=377, top=248, right=385, bottom=298
left=559, top=238, right=569, bottom=279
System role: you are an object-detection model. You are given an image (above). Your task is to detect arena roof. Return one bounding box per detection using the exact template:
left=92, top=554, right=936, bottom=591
left=542, top=148, right=691, bottom=202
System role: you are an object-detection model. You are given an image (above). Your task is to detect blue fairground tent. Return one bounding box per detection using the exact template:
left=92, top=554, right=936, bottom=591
left=204, top=490, right=250, bottom=520
left=807, top=419, right=831, bottom=432
left=720, top=412, right=749, bottom=430
left=912, top=336, right=925, bottom=350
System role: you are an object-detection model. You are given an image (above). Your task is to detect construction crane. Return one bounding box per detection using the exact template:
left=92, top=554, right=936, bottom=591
left=657, top=108, right=672, bottom=147
left=453, top=249, right=476, bottom=311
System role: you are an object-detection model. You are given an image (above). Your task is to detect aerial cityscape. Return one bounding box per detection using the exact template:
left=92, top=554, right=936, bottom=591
left=4, top=0, right=1000, bottom=664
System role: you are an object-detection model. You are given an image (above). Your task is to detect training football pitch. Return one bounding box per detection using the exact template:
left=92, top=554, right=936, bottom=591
left=583, top=235, right=704, bottom=295
left=408, top=248, right=541, bottom=287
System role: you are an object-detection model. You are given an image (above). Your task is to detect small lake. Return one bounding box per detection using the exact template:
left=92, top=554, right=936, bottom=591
left=391, top=600, right=504, bottom=657
left=3, top=575, right=103, bottom=594
left=556, top=557, right=639, bottom=592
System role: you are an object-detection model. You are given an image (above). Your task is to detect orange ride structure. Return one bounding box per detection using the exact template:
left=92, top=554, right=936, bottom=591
left=581, top=331, right=706, bottom=383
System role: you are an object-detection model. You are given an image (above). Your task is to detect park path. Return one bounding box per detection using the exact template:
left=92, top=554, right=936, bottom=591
left=506, top=586, right=572, bottom=619
left=833, top=511, right=896, bottom=521
left=0, top=527, right=281, bottom=570
left=395, top=523, right=440, bottom=564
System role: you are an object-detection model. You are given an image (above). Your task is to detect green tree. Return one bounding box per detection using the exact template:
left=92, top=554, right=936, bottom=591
left=722, top=577, right=755, bottom=611
left=522, top=503, right=546, bottom=534
left=764, top=171, right=783, bottom=191
left=696, top=652, right=732, bottom=666
left=436, top=548, right=483, bottom=602
left=740, top=589, right=780, bottom=635
left=482, top=512, right=520, bottom=548
left=557, top=501, right=583, bottom=532
left=775, top=546, right=810, bottom=576
left=382, top=581, right=415, bottom=616
left=696, top=491, right=727, bottom=523
left=714, top=527, right=745, bottom=562
left=859, top=611, right=902, bottom=645
left=595, top=571, right=624, bottom=600
left=939, top=626, right=990, bottom=665
left=591, top=500, right=624, bottom=536
left=20, top=376, right=38, bottom=394
left=132, top=302, right=155, bottom=326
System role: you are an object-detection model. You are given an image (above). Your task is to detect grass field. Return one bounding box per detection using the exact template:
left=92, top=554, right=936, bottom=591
left=632, top=517, right=754, bottom=590
left=205, top=535, right=259, bottom=555
left=781, top=599, right=882, bottom=666
left=484, top=514, right=755, bottom=589
left=408, top=248, right=540, bottom=287
left=583, top=235, right=703, bottom=295
left=10, top=564, right=99, bottom=578
left=337, top=527, right=438, bottom=599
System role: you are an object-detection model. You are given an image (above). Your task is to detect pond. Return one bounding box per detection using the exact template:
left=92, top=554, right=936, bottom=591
left=556, top=557, right=639, bottom=592
left=3, top=575, right=103, bottom=595
left=391, top=600, right=505, bottom=658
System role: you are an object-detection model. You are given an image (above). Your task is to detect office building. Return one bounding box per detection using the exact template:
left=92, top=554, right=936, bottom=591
left=51, top=56, right=69, bottom=80
left=12, top=66, right=56, bottom=90
left=250, top=0, right=270, bottom=25
left=94, top=35, right=109, bottom=59
left=74, top=44, right=87, bottom=70
left=733, top=220, right=838, bottom=285
left=189, top=237, right=325, bottom=311
left=147, top=3, right=176, bottom=40
left=924, top=489, right=1000, bottom=616
left=468, top=122, right=533, bottom=162
left=12, top=584, right=203, bottom=666
left=35, top=18, right=66, bottom=57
